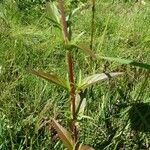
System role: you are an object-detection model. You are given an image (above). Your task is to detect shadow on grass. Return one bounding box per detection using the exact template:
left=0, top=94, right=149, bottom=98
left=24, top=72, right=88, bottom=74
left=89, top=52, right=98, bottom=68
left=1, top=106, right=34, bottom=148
left=129, top=102, right=150, bottom=132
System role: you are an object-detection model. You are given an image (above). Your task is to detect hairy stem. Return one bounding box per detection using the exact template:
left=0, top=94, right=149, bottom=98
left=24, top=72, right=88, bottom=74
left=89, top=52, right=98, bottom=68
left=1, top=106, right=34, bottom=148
left=58, top=0, right=68, bottom=43
left=67, top=52, right=78, bottom=144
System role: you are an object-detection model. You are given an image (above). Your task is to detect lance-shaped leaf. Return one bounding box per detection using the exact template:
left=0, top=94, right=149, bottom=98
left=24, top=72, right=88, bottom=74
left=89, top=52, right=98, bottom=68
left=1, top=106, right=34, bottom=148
left=30, top=70, right=70, bottom=91
left=71, top=43, right=97, bottom=59
left=51, top=119, right=74, bottom=150
left=46, top=1, right=61, bottom=28
left=77, top=72, right=123, bottom=91
left=79, top=145, right=95, bottom=150
left=99, top=56, right=150, bottom=70
left=75, top=94, right=86, bottom=120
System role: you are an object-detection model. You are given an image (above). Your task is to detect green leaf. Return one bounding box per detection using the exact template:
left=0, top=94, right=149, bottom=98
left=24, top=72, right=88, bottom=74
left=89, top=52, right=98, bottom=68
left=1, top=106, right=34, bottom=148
left=46, top=1, right=60, bottom=24
left=66, top=3, right=85, bottom=22
left=65, top=4, right=85, bottom=41
left=78, top=72, right=123, bottom=91
left=30, top=70, right=70, bottom=91
left=71, top=43, right=97, bottom=59
left=100, top=56, right=150, bottom=70
left=78, top=70, right=82, bottom=86
left=51, top=119, right=74, bottom=150
left=74, top=94, right=86, bottom=120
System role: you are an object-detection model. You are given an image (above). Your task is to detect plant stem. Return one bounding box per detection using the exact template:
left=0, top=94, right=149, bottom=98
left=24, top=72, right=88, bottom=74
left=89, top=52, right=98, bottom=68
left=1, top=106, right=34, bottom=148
left=67, top=52, right=78, bottom=144
left=90, top=0, right=95, bottom=50
left=58, top=0, right=78, bottom=146
left=58, top=0, right=68, bottom=43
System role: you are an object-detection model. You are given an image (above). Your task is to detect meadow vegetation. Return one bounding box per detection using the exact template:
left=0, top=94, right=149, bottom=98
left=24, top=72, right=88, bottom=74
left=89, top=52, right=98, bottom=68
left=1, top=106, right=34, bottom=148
left=0, top=0, right=150, bottom=149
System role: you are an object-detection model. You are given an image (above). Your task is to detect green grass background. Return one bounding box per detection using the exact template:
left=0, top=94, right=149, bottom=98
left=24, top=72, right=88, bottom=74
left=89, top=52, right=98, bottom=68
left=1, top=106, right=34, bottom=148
left=0, top=0, right=150, bottom=149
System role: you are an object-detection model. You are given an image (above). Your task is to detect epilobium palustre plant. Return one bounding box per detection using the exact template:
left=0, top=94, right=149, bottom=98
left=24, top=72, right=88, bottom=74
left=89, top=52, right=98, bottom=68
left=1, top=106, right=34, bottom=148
left=30, top=1, right=150, bottom=150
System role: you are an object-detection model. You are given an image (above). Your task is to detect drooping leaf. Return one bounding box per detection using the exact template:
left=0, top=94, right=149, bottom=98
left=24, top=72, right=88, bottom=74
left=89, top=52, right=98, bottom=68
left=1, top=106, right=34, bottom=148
left=79, top=145, right=95, bottom=150
left=100, top=56, right=150, bottom=70
left=71, top=43, right=97, bottom=59
left=78, top=72, right=123, bottom=91
left=51, top=119, right=74, bottom=150
left=30, top=70, right=70, bottom=91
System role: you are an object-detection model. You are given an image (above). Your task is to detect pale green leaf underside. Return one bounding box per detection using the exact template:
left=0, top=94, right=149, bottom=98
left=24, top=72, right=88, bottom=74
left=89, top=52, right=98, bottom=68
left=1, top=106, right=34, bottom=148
left=74, top=94, right=86, bottom=120
left=78, top=72, right=123, bottom=91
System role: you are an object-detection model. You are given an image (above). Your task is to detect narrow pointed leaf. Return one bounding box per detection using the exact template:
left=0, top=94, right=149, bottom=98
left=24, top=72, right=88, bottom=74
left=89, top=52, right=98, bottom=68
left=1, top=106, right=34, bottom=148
left=78, top=72, right=123, bottom=91
left=51, top=119, right=74, bottom=150
left=75, top=94, right=86, bottom=120
left=30, top=70, right=70, bottom=91
left=66, top=4, right=83, bottom=22
left=78, top=70, right=82, bottom=86
left=79, top=145, right=95, bottom=150
left=100, top=56, right=150, bottom=70
left=75, top=94, right=81, bottom=112
left=71, top=43, right=97, bottom=59
left=46, top=1, right=60, bottom=24
left=78, top=98, right=86, bottom=116
left=66, top=3, right=85, bottom=24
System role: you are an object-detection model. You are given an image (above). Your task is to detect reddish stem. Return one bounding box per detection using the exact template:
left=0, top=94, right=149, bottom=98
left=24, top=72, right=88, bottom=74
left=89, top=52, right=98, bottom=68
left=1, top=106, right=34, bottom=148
left=67, top=52, right=78, bottom=144
left=58, top=0, right=68, bottom=43
left=58, top=0, right=78, bottom=146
